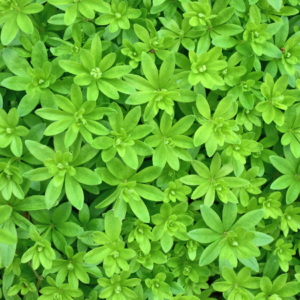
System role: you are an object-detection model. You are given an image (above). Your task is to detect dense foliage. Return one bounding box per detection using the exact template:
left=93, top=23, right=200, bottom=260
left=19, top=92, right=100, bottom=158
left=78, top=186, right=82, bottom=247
left=1, top=0, right=300, bottom=300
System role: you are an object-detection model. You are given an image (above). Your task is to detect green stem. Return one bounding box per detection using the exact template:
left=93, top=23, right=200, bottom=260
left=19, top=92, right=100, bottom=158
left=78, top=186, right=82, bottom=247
left=28, top=262, right=43, bottom=291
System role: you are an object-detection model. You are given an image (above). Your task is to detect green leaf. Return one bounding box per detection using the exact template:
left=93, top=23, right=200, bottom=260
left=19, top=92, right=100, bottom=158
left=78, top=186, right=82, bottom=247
left=31, top=41, right=48, bottom=69
left=263, top=253, right=279, bottom=280
left=72, top=144, right=99, bottom=166
left=17, top=94, right=41, bottom=117
left=270, top=156, right=295, bottom=175
left=199, top=239, right=221, bottom=266
left=200, top=205, right=224, bottom=233
left=1, top=76, right=31, bottom=91
left=161, top=232, right=173, bottom=253
left=2, top=48, right=31, bottom=77
left=222, top=202, right=237, bottom=231
left=45, top=179, right=63, bottom=209
left=56, top=222, right=84, bottom=237
left=188, top=228, right=221, bottom=243
left=277, top=282, right=300, bottom=297
left=65, top=174, right=84, bottom=210
left=134, top=184, right=166, bottom=201
left=130, top=166, right=162, bottom=183
left=141, top=52, right=159, bottom=88
left=105, top=210, right=121, bottom=241
left=51, top=202, right=72, bottom=224
left=0, top=218, right=17, bottom=266
left=262, top=42, right=283, bottom=58
left=249, top=4, right=261, bottom=25
left=128, top=199, right=150, bottom=223
left=13, top=196, right=47, bottom=211
left=59, top=60, right=86, bottom=75
left=167, top=115, right=195, bottom=136
left=23, top=168, right=53, bottom=181
left=0, top=206, right=12, bottom=225
left=0, top=228, right=17, bottom=244
left=231, top=209, right=264, bottom=230
left=25, top=141, right=55, bottom=162
left=251, top=232, right=273, bottom=246
left=238, top=256, right=259, bottom=272
left=84, top=247, right=112, bottom=264
left=159, top=52, right=175, bottom=87
left=1, top=16, right=19, bottom=45
left=267, top=0, right=282, bottom=10
left=73, top=168, right=101, bottom=185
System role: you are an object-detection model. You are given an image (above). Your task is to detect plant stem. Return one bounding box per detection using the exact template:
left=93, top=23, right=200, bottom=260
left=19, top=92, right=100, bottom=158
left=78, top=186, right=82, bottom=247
left=28, top=262, right=43, bottom=291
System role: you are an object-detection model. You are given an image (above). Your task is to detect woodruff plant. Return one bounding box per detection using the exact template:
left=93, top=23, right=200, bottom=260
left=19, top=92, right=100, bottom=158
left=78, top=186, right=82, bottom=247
left=1, top=1, right=300, bottom=300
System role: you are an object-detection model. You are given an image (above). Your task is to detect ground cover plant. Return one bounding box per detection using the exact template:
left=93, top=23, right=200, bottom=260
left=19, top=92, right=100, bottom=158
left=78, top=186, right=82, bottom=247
left=1, top=0, right=300, bottom=300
